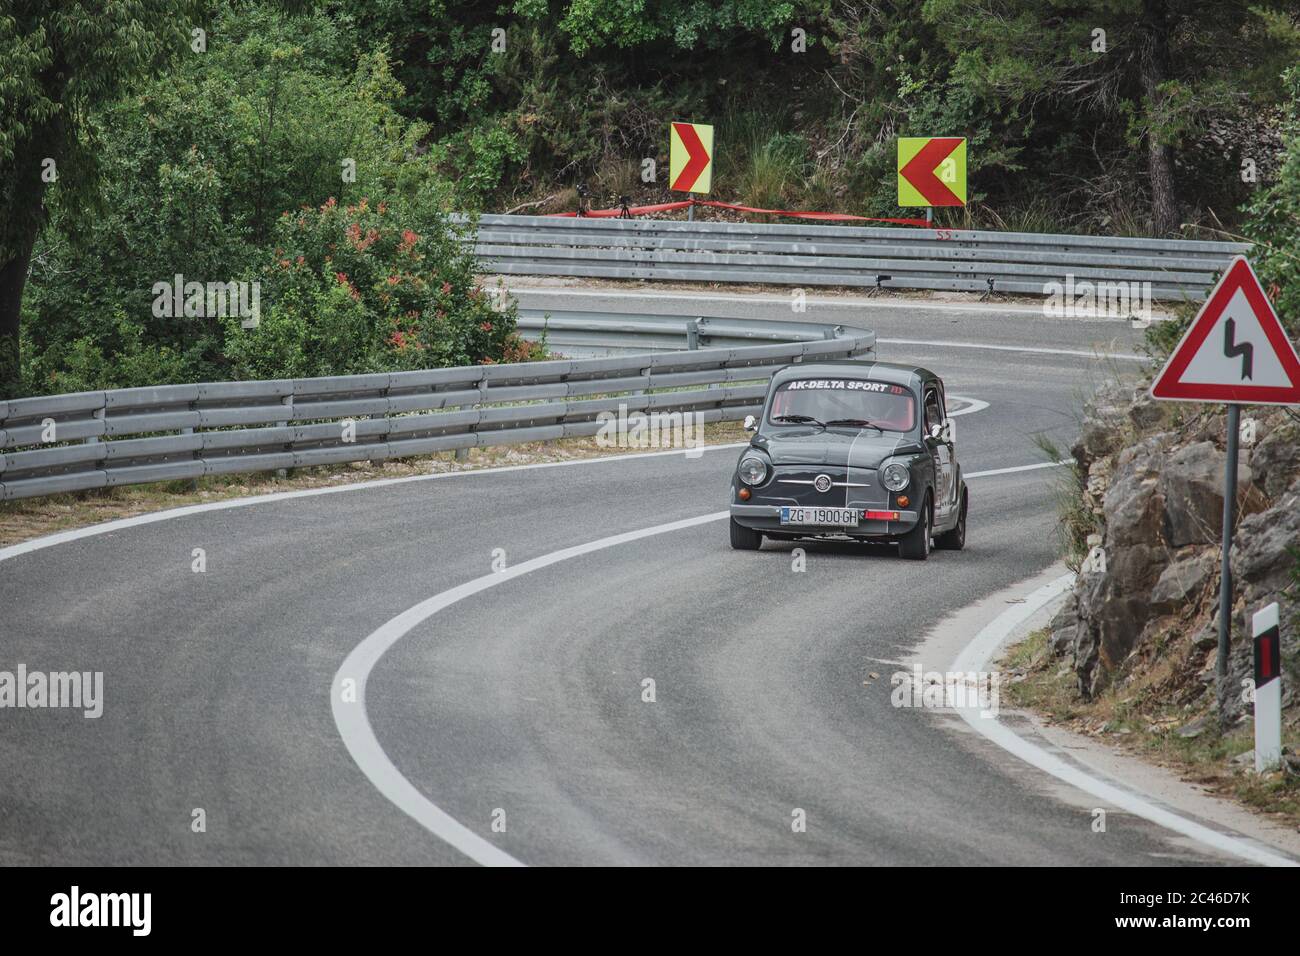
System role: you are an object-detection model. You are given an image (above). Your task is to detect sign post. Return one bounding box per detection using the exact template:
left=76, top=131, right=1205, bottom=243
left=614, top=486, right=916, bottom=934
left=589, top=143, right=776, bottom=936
left=1151, top=256, right=1300, bottom=710
left=1252, top=602, right=1282, bottom=772
left=1217, top=403, right=1239, bottom=682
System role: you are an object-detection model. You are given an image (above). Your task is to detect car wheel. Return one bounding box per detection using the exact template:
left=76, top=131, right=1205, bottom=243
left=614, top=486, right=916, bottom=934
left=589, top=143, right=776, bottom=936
left=935, top=489, right=967, bottom=551
left=898, top=496, right=931, bottom=561
left=729, top=517, right=763, bottom=551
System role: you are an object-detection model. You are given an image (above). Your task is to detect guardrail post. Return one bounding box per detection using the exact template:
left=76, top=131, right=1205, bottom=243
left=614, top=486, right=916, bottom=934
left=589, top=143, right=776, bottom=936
left=687, top=318, right=701, bottom=350
left=278, top=395, right=293, bottom=478
left=183, top=403, right=199, bottom=491
left=454, top=374, right=483, bottom=462
left=368, top=380, right=387, bottom=468
left=86, top=407, right=104, bottom=446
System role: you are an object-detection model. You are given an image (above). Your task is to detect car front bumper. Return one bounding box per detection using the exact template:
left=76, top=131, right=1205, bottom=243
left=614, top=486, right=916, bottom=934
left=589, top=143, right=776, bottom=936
left=730, top=503, right=920, bottom=538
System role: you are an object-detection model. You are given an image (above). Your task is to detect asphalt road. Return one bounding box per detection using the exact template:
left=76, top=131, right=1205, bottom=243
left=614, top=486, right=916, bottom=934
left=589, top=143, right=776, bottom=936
left=507, top=284, right=1156, bottom=356
left=3, top=305, right=1239, bottom=866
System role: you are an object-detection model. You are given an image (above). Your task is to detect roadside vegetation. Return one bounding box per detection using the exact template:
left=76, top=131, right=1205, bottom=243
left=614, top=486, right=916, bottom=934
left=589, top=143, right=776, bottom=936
left=4, top=2, right=1300, bottom=399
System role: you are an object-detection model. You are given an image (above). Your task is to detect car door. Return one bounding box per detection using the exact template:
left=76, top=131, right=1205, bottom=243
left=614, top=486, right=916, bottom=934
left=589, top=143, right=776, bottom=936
left=923, top=384, right=954, bottom=522
left=937, top=381, right=958, bottom=515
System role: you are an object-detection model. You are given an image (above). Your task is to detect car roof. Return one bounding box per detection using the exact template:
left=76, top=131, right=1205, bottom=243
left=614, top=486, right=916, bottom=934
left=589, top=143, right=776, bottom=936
left=770, top=360, right=938, bottom=389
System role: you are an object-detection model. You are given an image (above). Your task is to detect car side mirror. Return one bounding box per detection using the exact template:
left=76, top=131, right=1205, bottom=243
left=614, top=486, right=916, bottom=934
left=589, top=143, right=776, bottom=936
left=930, top=419, right=955, bottom=443
left=743, top=414, right=757, bottom=433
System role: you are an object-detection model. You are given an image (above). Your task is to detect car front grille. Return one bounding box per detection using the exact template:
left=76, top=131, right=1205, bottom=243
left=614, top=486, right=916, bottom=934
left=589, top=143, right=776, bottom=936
left=754, top=465, right=885, bottom=508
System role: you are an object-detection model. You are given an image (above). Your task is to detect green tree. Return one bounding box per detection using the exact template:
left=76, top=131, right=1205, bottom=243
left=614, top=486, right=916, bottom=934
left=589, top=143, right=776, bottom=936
left=556, top=0, right=797, bottom=54
left=924, top=0, right=1299, bottom=236
left=24, top=3, right=496, bottom=390
left=24, top=3, right=525, bottom=392
left=0, top=0, right=198, bottom=397
left=1243, top=66, right=1300, bottom=335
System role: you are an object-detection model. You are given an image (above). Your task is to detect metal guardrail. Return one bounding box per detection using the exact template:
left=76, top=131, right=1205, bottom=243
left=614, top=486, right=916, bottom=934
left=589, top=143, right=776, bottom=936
left=0, top=315, right=874, bottom=502
left=470, top=214, right=1250, bottom=301
left=516, top=309, right=851, bottom=356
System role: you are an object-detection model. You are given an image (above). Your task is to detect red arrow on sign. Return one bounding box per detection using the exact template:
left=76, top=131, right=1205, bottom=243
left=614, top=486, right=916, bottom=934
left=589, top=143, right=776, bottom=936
left=671, top=122, right=710, bottom=192
left=899, top=137, right=964, bottom=206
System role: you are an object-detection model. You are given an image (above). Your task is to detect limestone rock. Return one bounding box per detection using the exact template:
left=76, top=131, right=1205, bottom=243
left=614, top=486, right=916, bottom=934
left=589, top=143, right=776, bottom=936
left=1149, top=547, right=1217, bottom=612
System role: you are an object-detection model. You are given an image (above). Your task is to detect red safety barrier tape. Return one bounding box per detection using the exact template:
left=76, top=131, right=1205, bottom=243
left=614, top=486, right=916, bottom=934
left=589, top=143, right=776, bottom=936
left=547, top=201, right=692, bottom=218
left=696, top=199, right=931, bottom=227
left=546, top=197, right=931, bottom=227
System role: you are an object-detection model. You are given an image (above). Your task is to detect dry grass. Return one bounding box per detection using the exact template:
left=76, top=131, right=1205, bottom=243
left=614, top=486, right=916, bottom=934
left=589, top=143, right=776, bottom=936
left=0, top=422, right=749, bottom=549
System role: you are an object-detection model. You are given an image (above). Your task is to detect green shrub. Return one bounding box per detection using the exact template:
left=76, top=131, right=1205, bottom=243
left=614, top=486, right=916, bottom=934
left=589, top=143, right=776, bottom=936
left=1243, top=66, right=1300, bottom=336
left=22, top=2, right=529, bottom=395
left=224, top=195, right=526, bottom=380
left=22, top=308, right=190, bottom=394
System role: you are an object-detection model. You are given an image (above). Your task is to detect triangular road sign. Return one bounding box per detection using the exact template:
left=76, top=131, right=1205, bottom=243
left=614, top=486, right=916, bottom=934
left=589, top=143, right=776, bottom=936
left=1151, top=256, right=1300, bottom=404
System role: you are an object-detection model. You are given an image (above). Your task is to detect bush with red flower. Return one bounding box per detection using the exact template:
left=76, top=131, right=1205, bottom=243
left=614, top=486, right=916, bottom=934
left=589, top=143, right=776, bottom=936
left=224, top=190, right=537, bottom=379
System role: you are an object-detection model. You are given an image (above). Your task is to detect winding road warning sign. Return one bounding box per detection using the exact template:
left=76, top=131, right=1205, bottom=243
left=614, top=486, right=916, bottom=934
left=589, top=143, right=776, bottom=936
left=897, top=137, right=967, bottom=207
left=1151, top=256, right=1300, bottom=404
left=670, top=122, right=713, bottom=194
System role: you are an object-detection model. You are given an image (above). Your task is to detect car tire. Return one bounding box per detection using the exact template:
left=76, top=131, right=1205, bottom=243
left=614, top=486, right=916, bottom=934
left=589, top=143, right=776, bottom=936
left=729, top=517, right=763, bottom=551
left=898, top=496, right=931, bottom=561
left=935, top=488, right=967, bottom=551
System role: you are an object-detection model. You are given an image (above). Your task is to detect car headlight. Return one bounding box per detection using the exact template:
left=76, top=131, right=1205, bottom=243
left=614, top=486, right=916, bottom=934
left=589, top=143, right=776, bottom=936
left=738, top=455, right=769, bottom=486
left=881, top=461, right=910, bottom=492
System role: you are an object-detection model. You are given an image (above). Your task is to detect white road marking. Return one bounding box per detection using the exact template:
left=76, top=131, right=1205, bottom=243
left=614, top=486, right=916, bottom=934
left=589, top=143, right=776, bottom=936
left=0, top=443, right=746, bottom=564
left=0, top=384, right=1052, bottom=867
left=966, top=460, right=1070, bottom=478
left=0, top=431, right=1067, bottom=868
left=879, top=337, right=1148, bottom=362
left=329, top=458, right=1062, bottom=865
left=946, top=395, right=989, bottom=417
left=333, top=511, right=730, bottom=867
left=0, top=390, right=1001, bottom=565
left=950, top=573, right=1298, bottom=867
left=0, top=440, right=1050, bottom=569
left=511, top=286, right=1051, bottom=315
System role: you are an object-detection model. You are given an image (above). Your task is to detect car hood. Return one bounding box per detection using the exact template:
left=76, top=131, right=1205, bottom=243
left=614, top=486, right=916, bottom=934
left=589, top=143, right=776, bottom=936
left=751, top=428, right=923, bottom=469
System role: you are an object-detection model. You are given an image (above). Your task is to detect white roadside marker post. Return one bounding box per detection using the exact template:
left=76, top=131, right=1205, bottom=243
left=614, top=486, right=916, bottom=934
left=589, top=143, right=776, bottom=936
left=1252, top=602, right=1282, bottom=773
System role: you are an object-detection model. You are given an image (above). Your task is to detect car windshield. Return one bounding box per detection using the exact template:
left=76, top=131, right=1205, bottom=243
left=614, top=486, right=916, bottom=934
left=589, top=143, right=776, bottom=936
left=768, top=378, right=916, bottom=432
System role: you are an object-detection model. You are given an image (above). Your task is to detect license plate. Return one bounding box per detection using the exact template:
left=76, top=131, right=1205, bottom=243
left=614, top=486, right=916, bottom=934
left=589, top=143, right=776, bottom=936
left=779, top=507, right=859, bottom=527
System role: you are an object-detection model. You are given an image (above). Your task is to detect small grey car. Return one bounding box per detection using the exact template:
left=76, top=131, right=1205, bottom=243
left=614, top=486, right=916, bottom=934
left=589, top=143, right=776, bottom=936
left=728, top=361, right=967, bottom=560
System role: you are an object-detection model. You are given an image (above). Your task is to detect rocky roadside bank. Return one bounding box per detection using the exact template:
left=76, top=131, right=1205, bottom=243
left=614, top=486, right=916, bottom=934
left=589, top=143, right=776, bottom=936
left=1008, top=380, right=1300, bottom=822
